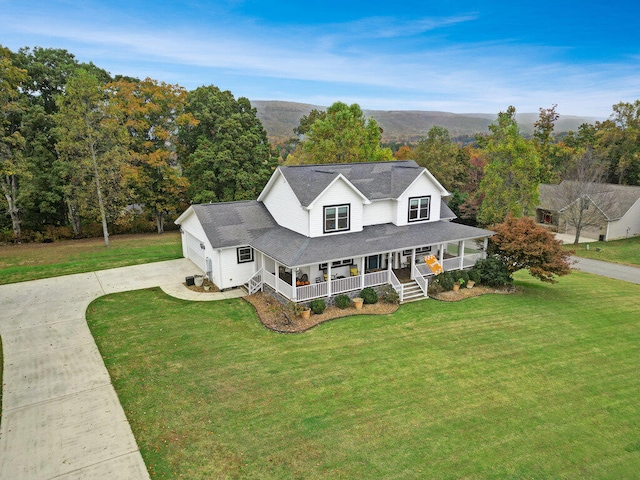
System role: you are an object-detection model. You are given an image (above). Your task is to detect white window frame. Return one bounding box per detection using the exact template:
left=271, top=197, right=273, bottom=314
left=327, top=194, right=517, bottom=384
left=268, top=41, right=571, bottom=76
left=237, top=246, right=254, bottom=264
left=408, top=196, right=431, bottom=222
left=324, top=204, right=350, bottom=233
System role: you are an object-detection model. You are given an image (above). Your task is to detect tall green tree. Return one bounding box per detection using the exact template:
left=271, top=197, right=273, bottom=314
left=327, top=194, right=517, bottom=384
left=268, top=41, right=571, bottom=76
left=179, top=86, right=277, bottom=203
left=110, top=77, right=195, bottom=233
left=289, top=102, right=392, bottom=164
left=596, top=101, right=640, bottom=185
left=13, top=47, right=112, bottom=230
left=55, top=70, right=127, bottom=246
left=414, top=126, right=467, bottom=192
left=477, top=106, right=541, bottom=226
left=0, top=46, right=29, bottom=240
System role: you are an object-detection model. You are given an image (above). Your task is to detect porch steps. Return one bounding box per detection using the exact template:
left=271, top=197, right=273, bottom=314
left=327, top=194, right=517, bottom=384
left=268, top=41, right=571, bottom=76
left=401, top=280, right=427, bottom=303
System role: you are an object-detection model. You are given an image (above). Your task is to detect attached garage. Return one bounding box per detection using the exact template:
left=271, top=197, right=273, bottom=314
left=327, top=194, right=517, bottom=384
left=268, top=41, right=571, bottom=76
left=184, top=231, right=207, bottom=272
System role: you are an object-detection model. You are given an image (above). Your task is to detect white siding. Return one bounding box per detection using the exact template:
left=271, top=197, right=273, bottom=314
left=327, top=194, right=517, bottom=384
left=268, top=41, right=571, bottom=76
left=179, top=210, right=209, bottom=272
left=607, top=198, right=640, bottom=240
left=395, top=173, right=443, bottom=226
left=218, top=246, right=258, bottom=289
left=363, top=199, right=394, bottom=226
left=262, top=172, right=309, bottom=236
left=309, top=178, right=365, bottom=237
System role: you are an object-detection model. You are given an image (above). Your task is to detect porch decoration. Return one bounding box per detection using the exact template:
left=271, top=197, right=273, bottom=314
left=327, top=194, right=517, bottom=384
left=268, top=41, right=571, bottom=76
left=353, top=297, right=364, bottom=309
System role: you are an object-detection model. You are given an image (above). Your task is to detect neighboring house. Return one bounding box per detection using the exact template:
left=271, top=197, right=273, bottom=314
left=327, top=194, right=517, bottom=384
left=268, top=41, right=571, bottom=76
left=537, top=182, right=640, bottom=241
left=175, top=160, right=493, bottom=303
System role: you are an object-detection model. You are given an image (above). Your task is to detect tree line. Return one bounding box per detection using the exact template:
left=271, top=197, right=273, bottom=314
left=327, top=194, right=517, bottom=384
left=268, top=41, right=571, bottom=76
left=2, top=45, right=639, bottom=245
left=1, top=45, right=277, bottom=244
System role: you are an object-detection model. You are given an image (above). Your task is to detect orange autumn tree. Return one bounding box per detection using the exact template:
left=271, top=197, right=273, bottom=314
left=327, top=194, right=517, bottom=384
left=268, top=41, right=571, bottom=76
left=489, top=215, right=573, bottom=283
left=109, top=78, right=196, bottom=233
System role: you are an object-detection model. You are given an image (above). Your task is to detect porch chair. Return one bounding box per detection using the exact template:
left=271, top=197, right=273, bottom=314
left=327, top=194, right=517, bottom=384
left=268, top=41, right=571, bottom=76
left=350, top=267, right=359, bottom=276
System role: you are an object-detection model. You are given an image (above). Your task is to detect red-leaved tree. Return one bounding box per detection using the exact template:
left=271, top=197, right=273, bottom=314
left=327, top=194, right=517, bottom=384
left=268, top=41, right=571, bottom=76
left=489, top=215, right=573, bottom=283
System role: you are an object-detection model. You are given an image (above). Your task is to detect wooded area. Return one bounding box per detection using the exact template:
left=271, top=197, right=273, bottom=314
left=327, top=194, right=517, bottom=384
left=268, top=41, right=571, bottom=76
left=2, top=45, right=639, bottom=244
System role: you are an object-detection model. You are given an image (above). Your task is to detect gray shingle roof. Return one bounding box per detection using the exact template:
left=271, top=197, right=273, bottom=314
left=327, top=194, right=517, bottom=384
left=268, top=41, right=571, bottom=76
left=278, top=160, right=429, bottom=207
left=191, top=201, right=278, bottom=248
left=251, top=220, right=493, bottom=267
left=539, top=182, right=640, bottom=220
left=190, top=195, right=492, bottom=268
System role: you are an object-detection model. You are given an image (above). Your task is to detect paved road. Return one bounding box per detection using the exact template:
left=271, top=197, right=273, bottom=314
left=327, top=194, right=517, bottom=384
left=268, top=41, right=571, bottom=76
left=0, top=259, right=200, bottom=480
left=572, top=256, right=640, bottom=284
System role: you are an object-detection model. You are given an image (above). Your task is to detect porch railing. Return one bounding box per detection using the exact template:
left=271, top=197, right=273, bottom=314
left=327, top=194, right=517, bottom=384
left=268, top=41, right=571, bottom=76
left=364, top=270, right=389, bottom=288
left=332, top=275, right=362, bottom=295
left=297, top=282, right=328, bottom=302
left=247, top=268, right=263, bottom=294
left=412, top=265, right=428, bottom=297
left=389, top=269, right=403, bottom=303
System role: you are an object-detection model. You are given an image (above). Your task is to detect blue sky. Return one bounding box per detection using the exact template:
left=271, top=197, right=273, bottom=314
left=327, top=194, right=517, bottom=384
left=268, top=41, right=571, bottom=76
left=2, top=0, right=639, bottom=117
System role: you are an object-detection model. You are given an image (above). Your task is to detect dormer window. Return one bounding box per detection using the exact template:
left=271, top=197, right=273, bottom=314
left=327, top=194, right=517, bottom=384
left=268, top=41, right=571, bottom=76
left=324, top=204, right=350, bottom=233
left=408, top=196, right=430, bottom=222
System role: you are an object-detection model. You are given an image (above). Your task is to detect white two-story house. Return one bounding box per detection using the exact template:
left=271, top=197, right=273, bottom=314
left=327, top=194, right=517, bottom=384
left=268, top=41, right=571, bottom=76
left=175, top=160, right=493, bottom=302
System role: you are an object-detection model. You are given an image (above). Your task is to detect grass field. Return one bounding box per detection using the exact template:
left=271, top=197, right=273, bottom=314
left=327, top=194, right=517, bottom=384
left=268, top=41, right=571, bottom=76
left=0, top=232, right=182, bottom=285
left=566, top=236, right=640, bottom=266
left=87, top=271, right=640, bottom=479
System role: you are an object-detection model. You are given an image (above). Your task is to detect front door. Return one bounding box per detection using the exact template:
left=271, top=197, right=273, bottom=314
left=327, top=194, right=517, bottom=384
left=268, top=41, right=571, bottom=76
left=366, top=254, right=382, bottom=271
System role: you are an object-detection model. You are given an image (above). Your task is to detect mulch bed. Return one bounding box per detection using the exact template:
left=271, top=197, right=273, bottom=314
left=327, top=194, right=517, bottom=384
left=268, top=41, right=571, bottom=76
left=244, top=292, right=399, bottom=333
left=244, top=285, right=518, bottom=333
left=430, top=284, right=518, bottom=301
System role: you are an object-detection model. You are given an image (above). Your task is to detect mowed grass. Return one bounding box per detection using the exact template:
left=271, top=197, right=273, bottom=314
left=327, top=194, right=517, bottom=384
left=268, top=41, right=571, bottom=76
left=87, top=271, right=640, bottom=479
left=566, top=236, right=640, bottom=266
left=0, top=232, right=182, bottom=285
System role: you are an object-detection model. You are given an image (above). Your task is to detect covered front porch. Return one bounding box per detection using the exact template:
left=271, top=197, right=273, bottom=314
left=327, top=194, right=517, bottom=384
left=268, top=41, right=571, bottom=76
left=247, top=237, right=488, bottom=303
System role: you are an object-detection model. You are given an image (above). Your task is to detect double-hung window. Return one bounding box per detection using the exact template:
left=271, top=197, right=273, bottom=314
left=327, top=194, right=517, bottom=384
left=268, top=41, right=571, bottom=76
left=408, top=196, right=430, bottom=222
left=237, top=246, right=254, bottom=263
left=324, top=204, right=350, bottom=233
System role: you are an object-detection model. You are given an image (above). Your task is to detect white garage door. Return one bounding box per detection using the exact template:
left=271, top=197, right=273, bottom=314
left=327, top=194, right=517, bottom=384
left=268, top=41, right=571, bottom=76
left=185, top=232, right=207, bottom=272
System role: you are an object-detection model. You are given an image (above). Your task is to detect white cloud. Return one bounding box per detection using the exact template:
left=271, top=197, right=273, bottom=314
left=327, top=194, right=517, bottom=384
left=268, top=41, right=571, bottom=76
left=2, top=5, right=638, bottom=117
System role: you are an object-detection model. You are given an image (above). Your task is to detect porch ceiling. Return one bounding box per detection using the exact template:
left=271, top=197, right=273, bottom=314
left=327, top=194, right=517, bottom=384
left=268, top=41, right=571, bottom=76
left=251, top=221, right=493, bottom=268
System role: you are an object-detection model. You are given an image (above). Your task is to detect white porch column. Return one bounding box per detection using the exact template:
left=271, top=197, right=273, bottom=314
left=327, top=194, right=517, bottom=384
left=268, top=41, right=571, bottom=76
left=274, top=260, right=280, bottom=294
left=439, top=243, right=445, bottom=267
left=360, top=256, right=365, bottom=290
left=292, top=267, right=297, bottom=301
left=410, top=248, right=416, bottom=280
left=387, top=252, right=393, bottom=271
left=327, top=263, right=332, bottom=298
left=459, top=240, right=465, bottom=270
left=483, top=237, right=489, bottom=258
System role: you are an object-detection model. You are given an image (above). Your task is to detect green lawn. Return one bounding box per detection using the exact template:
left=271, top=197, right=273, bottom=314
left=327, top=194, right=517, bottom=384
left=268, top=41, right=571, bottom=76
left=87, top=271, right=640, bottom=479
left=566, top=236, right=640, bottom=266
left=0, top=232, right=182, bottom=285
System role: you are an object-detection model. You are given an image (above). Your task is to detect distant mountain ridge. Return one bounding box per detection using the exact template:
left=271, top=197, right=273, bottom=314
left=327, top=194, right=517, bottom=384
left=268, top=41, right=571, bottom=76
left=252, top=100, right=600, bottom=144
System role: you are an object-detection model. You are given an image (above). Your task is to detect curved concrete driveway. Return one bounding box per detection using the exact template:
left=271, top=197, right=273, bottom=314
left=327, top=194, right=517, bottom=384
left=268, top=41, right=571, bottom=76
left=0, top=259, right=211, bottom=480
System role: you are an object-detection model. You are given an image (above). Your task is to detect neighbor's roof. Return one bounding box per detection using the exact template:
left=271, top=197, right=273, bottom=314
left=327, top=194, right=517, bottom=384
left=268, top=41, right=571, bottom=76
left=184, top=200, right=492, bottom=267
left=539, top=182, right=640, bottom=220
left=264, top=160, right=448, bottom=207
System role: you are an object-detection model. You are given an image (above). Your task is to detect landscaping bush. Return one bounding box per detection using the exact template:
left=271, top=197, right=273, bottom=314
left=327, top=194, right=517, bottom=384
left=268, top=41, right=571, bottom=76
left=473, top=256, right=512, bottom=287
left=456, top=270, right=470, bottom=287
left=468, top=267, right=482, bottom=284
left=379, top=285, right=400, bottom=304
left=335, top=294, right=350, bottom=309
left=360, top=287, right=378, bottom=304
left=434, top=270, right=455, bottom=291
left=309, top=298, right=326, bottom=314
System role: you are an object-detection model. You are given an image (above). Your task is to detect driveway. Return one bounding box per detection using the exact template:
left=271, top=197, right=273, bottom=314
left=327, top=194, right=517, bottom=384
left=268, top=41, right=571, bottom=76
left=572, top=256, right=640, bottom=284
left=0, top=259, right=201, bottom=480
